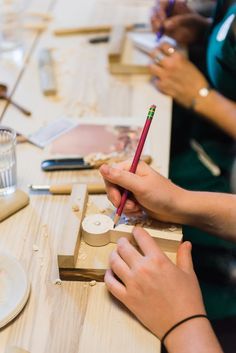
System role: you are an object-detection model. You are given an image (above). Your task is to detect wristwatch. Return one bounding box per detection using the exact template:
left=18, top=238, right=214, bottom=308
left=190, top=86, right=212, bottom=110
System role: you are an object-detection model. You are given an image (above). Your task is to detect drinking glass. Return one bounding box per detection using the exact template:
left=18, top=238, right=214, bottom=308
left=0, top=0, right=25, bottom=54
left=0, top=126, right=17, bottom=195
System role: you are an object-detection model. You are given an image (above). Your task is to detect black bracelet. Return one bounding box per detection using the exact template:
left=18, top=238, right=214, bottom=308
left=161, top=314, right=208, bottom=345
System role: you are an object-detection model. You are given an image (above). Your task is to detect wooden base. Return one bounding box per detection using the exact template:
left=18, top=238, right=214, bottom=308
left=57, top=185, right=182, bottom=281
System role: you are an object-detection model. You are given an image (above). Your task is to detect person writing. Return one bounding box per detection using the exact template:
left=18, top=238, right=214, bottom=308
left=148, top=0, right=236, bottom=323
left=99, top=161, right=236, bottom=352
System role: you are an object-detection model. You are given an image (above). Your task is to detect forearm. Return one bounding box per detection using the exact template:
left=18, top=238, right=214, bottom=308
left=175, top=189, right=236, bottom=241
left=165, top=317, right=223, bottom=353
left=194, top=90, right=236, bottom=139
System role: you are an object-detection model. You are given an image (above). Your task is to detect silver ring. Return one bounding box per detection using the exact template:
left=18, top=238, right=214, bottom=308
left=154, top=52, right=165, bottom=65
left=167, top=47, right=175, bottom=55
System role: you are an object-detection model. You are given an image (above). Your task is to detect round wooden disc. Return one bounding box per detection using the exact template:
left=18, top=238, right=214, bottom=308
left=82, top=214, right=114, bottom=246
left=82, top=214, right=114, bottom=235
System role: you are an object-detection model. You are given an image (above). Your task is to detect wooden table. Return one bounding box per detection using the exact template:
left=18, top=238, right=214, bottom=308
left=0, top=1, right=173, bottom=352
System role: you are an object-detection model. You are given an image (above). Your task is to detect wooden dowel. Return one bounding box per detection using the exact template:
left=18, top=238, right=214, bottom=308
left=49, top=183, right=105, bottom=194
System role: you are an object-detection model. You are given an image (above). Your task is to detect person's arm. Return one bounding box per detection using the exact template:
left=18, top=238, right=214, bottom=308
left=99, top=162, right=236, bottom=242
left=193, top=89, right=236, bottom=139
left=105, top=227, right=223, bottom=353
left=173, top=189, right=236, bottom=242
left=149, top=43, right=236, bottom=139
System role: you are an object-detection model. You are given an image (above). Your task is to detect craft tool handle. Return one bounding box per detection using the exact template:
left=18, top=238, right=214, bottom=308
left=49, top=183, right=106, bottom=194
left=7, top=97, right=31, bottom=116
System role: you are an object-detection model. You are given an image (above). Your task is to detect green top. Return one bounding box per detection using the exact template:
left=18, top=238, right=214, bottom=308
left=207, top=1, right=236, bottom=100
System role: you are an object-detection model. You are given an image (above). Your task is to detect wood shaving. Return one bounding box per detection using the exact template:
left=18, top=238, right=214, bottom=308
left=78, top=252, right=87, bottom=260
left=72, top=204, right=80, bottom=212
left=168, top=226, right=178, bottom=232
left=53, top=278, right=62, bottom=285
left=89, top=280, right=97, bottom=286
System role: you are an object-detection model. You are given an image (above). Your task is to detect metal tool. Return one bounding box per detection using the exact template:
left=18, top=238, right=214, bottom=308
left=41, top=158, right=93, bottom=171
left=28, top=183, right=106, bottom=194
left=0, top=84, right=31, bottom=116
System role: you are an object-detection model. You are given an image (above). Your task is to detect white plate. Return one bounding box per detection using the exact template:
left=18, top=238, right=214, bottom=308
left=0, top=251, right=30, bottom=328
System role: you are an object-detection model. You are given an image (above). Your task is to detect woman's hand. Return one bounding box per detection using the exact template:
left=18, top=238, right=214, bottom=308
left=105, top=227, right=206, bottom=339
left=149, top=43, right=209, bottom=108
left=99, top=161, right=185, bottom=224
left=151, top=1, right=211, bottom=45
left=151, top=0, right=192, bottom=33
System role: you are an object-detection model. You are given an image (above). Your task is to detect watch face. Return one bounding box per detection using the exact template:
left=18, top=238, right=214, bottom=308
left=199, top=87, right=210, bottom=97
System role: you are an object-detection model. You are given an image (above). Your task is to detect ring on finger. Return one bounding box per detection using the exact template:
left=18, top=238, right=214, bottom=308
left=154, top=51, right=165, bottom=65
left=167, top=46, right=175, bottom=55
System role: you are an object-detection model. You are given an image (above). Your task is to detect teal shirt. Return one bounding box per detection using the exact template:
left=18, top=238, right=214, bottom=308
left=170, top=1, right=236, bottom=320
left=207, top=2, right=236, bottom=100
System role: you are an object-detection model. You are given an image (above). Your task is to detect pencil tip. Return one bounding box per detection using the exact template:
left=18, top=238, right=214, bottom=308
left=113, top=224, right=116, bottom=229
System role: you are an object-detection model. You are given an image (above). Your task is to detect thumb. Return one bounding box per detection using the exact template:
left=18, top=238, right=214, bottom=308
left=99, top=164, right=143, bottom=195
left=176, top=241, right=194, bottom=273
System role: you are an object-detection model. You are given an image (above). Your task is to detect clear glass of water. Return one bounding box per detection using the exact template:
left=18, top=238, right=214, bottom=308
left=0, top=126, right=17, bottom=195
left=0, top=0, right=25, bottom=54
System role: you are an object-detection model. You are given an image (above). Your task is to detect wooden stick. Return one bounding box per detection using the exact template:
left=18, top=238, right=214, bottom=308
left=57, top=185, right=88, bottom=268
left=54, top=24, right=112, bottom=36
left=108, top=25, right=126, bottom=63
left=50, top=183, right=105, bottom=195
left=53, top=23, right=149, bottom=36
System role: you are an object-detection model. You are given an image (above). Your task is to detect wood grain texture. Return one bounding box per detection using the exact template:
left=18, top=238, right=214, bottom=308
left=57, top=185, right=88, bottom=268
left=58, top=192, right=182, bottom=280
left=0, top=1, right=172, bottom=353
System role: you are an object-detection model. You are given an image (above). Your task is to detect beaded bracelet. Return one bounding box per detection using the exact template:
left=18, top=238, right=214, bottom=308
left=161, top=314, right=208, bottom=345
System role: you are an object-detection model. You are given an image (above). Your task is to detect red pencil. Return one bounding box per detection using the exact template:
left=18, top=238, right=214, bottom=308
left=113, top=104, right=156, bottom=228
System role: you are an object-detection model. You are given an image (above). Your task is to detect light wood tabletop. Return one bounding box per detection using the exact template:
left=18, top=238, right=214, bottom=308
left=0, top=1, right=175, bottom=353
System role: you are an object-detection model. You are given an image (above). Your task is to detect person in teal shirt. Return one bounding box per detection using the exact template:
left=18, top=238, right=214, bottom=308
left=150, top=0, right=236, bottom=350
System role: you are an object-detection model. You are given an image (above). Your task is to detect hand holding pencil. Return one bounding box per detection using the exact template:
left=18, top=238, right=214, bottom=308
left=100, top=105, right=156, bottom=228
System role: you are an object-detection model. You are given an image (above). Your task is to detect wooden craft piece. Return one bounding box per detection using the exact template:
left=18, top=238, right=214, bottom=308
left=108, top=25, right=150, bottom=75
left=0, top=190, right=29, bottom=222
left=82, top=214, right=180, bottom=253
left=108, top=25, right=126, bottom=63
left=57, top=184, right=88, bottom=268
left=57, top=184, right=183, bottom=281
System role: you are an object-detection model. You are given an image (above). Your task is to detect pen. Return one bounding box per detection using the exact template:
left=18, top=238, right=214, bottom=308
left=156, top=0, right=175, bottom=40
left=113, top=105, right=156, bottom=228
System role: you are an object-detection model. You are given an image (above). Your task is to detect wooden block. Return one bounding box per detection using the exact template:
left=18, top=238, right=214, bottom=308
left=0, top=190, right=29, bottom=222
left=82, top=214, right=181, bottom=253
left=109, top=63, right=149, bottom=75
left=57, top=184, right=88, bottom=268
left=57, top=186, right=182, bottom=281
left=108, top=26, right=150, bottom=75
left=108, top=25, right=126, bottom=63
